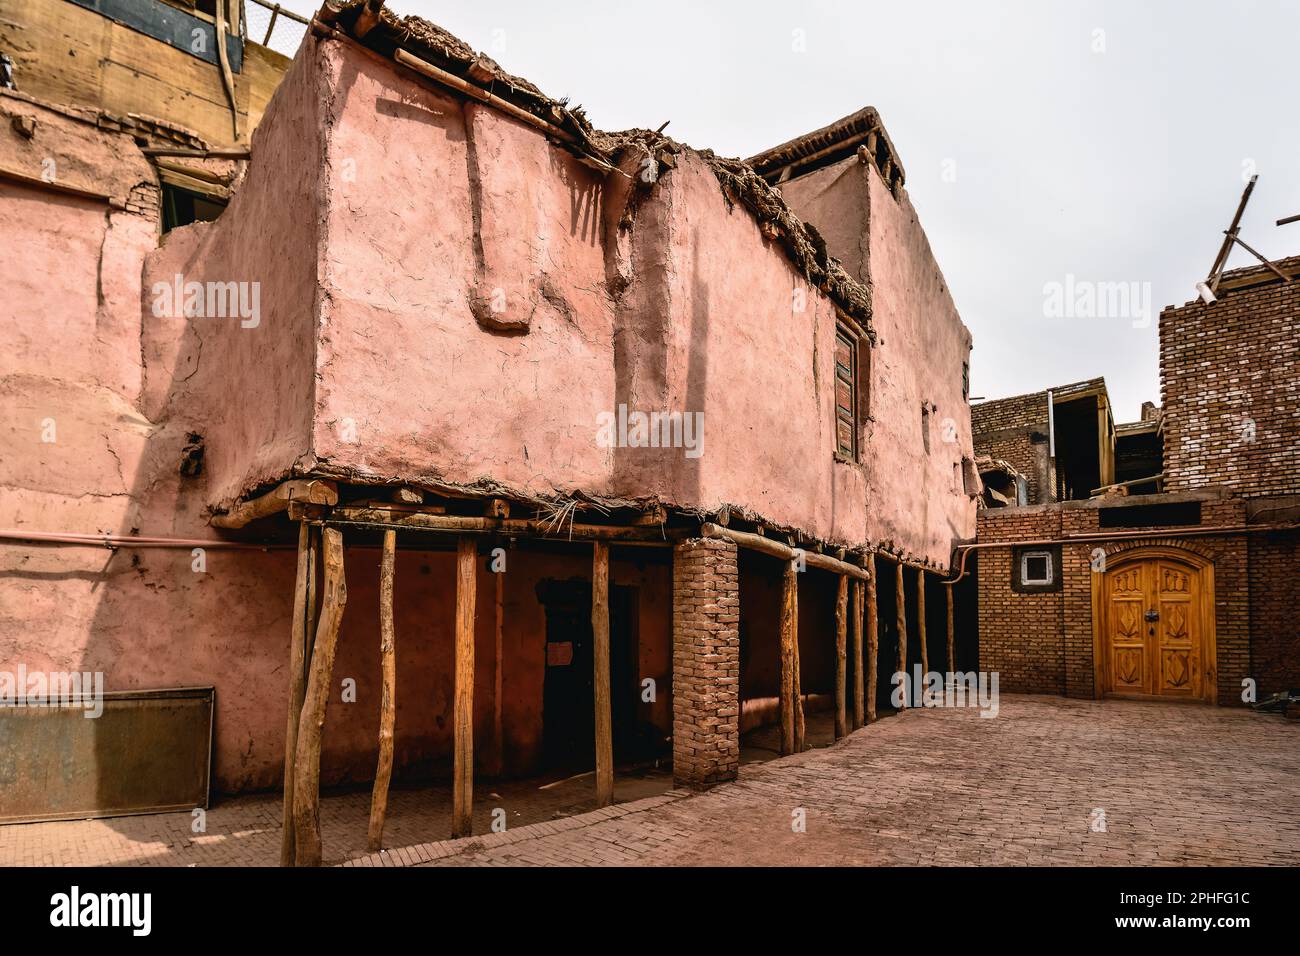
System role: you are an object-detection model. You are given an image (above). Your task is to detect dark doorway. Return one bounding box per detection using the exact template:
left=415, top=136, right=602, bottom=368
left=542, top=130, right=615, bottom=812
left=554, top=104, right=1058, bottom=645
left=537, top=580, right=638, bottom=772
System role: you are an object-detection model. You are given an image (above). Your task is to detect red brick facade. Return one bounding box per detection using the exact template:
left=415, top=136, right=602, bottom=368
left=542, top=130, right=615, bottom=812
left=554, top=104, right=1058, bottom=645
left=671, top=538, right=740, bottom=788
left=977, top=497, right=1251, bottom=706
left=1249, top=531, right=1300, bottom=697
left=1160, top=272, right=1300, bottom=499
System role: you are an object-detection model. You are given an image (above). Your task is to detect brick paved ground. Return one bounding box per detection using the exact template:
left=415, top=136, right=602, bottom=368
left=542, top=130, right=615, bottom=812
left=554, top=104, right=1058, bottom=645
left=4, top=696, right=1297, bottom=866
left=402, top=696, right=1299, bottom=867
left=0, top=765, right=674, bottom=867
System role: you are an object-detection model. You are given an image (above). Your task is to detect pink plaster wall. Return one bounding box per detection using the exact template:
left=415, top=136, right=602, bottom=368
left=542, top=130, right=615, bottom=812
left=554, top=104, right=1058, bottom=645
left=304, top=40, right=883, bottom=551
left=779, top=156, right=977, bottom=564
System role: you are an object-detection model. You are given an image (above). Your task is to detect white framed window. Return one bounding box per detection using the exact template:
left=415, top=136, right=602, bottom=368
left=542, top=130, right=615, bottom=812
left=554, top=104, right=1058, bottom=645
left=1020, top=550, right=1054, bottom=586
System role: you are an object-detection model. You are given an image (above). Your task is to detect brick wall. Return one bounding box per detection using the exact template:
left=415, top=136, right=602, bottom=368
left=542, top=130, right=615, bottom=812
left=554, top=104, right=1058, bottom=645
left=972, top=391, right=1049, bottom=434
left=1249, top=531, right=1300, bottom=698
left=977, top=499, right=1252, bottom=706
left=1160, top=278, right=1300, bottom=497
left=671, top=537, right=740, bottom=788
left=976, top=508, right=1065, bottom=693
left=976, top=431, right=1051, bottom=504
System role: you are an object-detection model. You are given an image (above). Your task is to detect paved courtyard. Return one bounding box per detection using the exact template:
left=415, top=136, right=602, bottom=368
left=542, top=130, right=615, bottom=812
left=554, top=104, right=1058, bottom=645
left=398, top=695, right=1300, bottom=867
left=3, top=695, right=1297, bottom=867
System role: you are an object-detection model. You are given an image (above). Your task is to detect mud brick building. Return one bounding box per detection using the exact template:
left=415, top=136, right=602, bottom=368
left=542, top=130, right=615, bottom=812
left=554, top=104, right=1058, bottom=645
left=972, top=257, right=1300, bottom=707
left=0, top=0, right=977, bottom=861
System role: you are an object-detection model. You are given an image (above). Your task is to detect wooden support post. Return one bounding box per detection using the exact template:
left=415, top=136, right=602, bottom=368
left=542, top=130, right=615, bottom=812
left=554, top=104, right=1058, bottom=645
left=792, top=573, right=806, bottom=753
left=366, top=529, right=397, bottom=852
left=452, top=536, right=477, bottom=838
left=851, top=578, right=865, bottom=730
left=834, top=575, right=848, bottom=740
left=592, top=541, right=614, bottom=807
left=866, top=561, right=878, bottom=723
left=946, top=583, right=955, bottom=674
left=895, top=560, right=907, bottom=710
left=280, top=522, right=317, bottom=867
left=491, top=571, right=504, bottom=777
left=779, top=560, right=797, bottom=756
left=291, top=526, right=347, bottom=867
left=917, top=568, right=929, bottom=683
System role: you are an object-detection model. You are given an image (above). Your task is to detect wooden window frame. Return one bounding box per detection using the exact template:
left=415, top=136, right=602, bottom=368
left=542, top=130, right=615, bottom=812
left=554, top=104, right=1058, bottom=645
left=833, top=320, right=869, bottom=462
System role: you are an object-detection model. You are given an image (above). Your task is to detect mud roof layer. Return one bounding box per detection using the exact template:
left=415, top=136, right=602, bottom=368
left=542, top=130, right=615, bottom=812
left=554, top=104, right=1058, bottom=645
left=320, top=0, right=874, bottom=332
left=745, top=106, right=906, bottom=190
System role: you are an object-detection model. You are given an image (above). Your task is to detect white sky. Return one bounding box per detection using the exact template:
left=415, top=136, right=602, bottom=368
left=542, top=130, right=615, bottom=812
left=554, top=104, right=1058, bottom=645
left=273, top=0, right=1300, bottom=421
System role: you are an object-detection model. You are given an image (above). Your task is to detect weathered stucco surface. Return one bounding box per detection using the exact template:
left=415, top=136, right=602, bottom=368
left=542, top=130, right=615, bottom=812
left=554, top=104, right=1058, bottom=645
left=779, top=154, right=976, bottom=561
left=300, top=38, right=964, bottom=560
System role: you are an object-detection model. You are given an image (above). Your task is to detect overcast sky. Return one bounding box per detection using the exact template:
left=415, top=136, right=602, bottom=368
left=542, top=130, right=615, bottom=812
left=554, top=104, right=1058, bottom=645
left=273, top=0, right=1300, bottom=421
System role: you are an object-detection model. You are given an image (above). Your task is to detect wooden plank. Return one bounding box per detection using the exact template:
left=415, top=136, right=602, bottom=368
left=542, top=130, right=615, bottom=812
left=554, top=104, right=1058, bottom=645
left=592, top=541, right=613, bottom=807
left=779, top=560, right=797, bottom=756
left=366, top=528, right=397, bottom=851
left=895, top=560, right=907, bottom=710
left=866, top=561, right=879, bottom=723
left=834, top=575, right=848, bottom=740
left=280, top=522, right=316, bottom=866
left=291, top=526, right=347, bottom=866
left=946, top=583, right=955, bottom=673
left=451, top=536, right=476, bottom=838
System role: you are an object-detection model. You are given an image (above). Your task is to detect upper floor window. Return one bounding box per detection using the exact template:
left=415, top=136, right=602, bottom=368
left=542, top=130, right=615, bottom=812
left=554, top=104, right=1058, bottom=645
left=834, top=323, right=868, bottom=460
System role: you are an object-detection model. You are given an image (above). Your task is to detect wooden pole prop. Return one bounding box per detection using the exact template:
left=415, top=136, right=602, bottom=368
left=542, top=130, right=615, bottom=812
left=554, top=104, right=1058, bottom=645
left=291, top=526, right=347, bottom=866
left=895, top=560, right=907, bottom=710
left=946, top=583, right=955, bottom=674
left=793, top=580, right=806, bottom=753
left=366, top=529, right=397, bottom=851
left=917, top=568, right=929, bottom=683
left=865, top=563, right=879, bottom=723
left=834, top=574, right=848, bottom=740
left=452, top=536, right=477, bottom=838
left=851, top=578, right=865, bottom=730
left=779, top=559, right=797, bottom=756
left=280, top=522, right=317, bottom=867
left=592, top=541, right=614, bottom=807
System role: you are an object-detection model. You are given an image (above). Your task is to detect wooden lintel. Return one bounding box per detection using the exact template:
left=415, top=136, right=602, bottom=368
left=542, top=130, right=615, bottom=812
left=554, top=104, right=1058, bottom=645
left=301, top=504, right=677, bottom=543
left=212, top=479, right=338, bottom=529
left=701, top=523, right=869, bottom=580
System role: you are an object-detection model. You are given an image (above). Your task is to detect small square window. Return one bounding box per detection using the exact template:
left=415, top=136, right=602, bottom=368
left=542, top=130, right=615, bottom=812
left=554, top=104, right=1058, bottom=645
left=1021, top=551, right=1052, bottom=585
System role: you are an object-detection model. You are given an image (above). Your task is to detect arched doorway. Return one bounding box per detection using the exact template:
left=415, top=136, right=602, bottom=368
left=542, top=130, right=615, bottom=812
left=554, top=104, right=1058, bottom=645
left=1092, top=547, right=1217, bottom=702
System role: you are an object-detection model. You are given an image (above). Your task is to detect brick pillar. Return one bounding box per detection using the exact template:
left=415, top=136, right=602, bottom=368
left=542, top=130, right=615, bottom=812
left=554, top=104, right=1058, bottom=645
left=671, top=537, right=740, bottom=789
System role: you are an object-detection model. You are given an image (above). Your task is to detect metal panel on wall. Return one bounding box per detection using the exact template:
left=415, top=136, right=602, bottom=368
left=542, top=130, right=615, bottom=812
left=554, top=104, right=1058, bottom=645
left=0, top=686, right=214, bottom=825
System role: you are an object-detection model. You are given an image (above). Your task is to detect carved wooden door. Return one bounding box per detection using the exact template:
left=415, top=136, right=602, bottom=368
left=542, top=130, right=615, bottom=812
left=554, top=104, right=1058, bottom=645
left=1103, top=557, right=1206, bottom=699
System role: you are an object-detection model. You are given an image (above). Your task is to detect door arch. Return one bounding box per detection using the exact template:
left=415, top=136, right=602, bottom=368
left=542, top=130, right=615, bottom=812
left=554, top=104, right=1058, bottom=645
left=1091, top=546, right=1217, bottom=702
